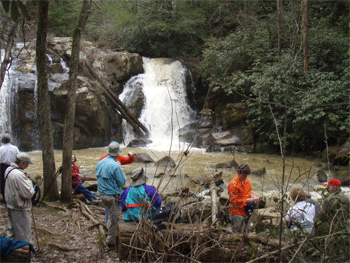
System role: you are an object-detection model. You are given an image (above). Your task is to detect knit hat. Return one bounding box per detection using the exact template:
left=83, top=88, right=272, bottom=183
left=324, top=178, right=341, bottom=188
left=130, top=167, right=147, bottom=187
left=17, top=152, right=34, bottom=165
left=107, top=141, right=122, bottom=157
left=238, top=163, right=251, bottom=174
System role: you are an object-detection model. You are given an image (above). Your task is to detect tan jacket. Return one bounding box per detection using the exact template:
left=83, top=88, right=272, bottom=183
left=4, top=164, right=34, bottom=210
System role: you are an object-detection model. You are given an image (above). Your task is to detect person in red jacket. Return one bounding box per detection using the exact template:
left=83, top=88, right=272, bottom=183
left=100, top=141, right=135, bottom=223
left=228, top=163, right=260, bottom=232
left=72, top=155, right=98, bottom=204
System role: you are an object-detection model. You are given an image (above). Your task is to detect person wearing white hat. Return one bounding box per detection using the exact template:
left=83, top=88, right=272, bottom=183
left=4, top=152, right=35, bottom=243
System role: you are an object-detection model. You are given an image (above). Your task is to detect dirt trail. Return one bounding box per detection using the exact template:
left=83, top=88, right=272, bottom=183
left=0, top=202, right=120, bottom=263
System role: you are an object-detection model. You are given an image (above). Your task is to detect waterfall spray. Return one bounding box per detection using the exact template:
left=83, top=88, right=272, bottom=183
left=120, top=57, right=196, bottom=151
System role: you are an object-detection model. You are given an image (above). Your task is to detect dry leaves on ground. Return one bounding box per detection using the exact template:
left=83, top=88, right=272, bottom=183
left=0, top=201, right=120, bottom=263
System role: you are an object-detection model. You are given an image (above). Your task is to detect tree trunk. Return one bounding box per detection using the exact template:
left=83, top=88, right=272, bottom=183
left=61, top=0, right=92, bottom=202
left=301, top=0, right=309, bottom=71
left=36, top=0, right=59, bottom=201
left=277, top=0, right=283, bottom=56
left=0, top=19, right=19, bottom=90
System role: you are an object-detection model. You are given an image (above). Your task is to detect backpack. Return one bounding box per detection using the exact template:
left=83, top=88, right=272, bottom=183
left=150, top=205, right=181, bottom=228
left=31, top=184, right=41, bottom=206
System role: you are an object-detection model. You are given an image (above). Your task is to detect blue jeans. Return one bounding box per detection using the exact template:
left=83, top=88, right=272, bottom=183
left=72, top=183, right=96, bottom=201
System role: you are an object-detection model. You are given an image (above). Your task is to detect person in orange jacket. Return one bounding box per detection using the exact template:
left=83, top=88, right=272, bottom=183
left=228, top=163, right=260, bottom=232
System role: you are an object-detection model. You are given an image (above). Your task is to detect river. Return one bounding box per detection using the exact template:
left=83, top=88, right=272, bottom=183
left=25, top=146, right=331, bottom=200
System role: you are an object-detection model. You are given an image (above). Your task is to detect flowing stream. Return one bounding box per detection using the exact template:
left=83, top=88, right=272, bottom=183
left=25, top=146, right=335, bottom=201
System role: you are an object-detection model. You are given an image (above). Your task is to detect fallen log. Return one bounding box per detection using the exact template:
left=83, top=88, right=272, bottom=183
left=85, top=62, right=149, bottom=137
left=117, top=221, right=284, bottom=262
left=74, top=199, right=105, bottom=242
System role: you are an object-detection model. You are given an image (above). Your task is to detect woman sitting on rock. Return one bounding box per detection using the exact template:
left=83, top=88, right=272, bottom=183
left=284, top=188, right=316, bottom=234
left=72, top=154, right=99, bottom=205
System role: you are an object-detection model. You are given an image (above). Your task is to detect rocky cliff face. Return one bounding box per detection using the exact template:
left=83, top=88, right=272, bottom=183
left=9, top=37, right=257, bottom=153
left=12, top=37, right=144, bottom=150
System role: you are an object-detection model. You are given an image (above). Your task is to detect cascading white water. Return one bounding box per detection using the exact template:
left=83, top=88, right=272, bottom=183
left=0, top=49, right=18, bottom=137
left=120, top=57, right=196, bottom=151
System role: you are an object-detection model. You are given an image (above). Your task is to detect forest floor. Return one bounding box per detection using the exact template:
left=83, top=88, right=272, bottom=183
left=0, top=201, right=120, bottom=263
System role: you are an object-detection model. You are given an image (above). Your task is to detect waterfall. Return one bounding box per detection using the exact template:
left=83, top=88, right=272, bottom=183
left=0, top=49, right=18, bottom=140
left=120, top=57, right=196, bottom=151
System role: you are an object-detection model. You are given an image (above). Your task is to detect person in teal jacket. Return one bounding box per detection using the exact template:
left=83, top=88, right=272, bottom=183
left=121, top=167, right=162, bottom=222
left=96, top=142, right=126, bottom=249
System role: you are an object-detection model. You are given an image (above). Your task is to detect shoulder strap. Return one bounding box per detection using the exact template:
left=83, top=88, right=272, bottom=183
left=4, top=167, right=20, bottom=181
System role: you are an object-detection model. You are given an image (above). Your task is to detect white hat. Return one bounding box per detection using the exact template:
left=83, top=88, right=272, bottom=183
left=107, top=141, right=122, bottom=157
left=17, top=152, right=34, bottom=165
left=130, top=167, right=147, bottom=187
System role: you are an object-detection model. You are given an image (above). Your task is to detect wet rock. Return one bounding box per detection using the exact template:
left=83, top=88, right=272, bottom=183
left=155, top=156, right=176, bottom=168
left=251, top=167, right=266, bottom=177
left=221, top=103, right=249, bottom=130
left=48, top=63, right=64, bottom=74
left=321, top=139, right=350, bottom=165
left=127, top=139, right=152, bottom=148
left=83, top=181, right=98, bottom=192
left=212, top=131, right=244, bottom=146
left=134, top=153, right=155, bottom=163
left=317, top=170, right=328, bottom=183
left=198, top=109, right=215, bottom=128
left=212, top=159, right=239, bottom=170
left=121, top=80, right=145, bottom=118
left=190, top=171, right=223, bottom=186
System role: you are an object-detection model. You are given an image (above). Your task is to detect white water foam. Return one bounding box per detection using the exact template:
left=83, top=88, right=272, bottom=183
left=0, top=49, right=18, bottom=136
left=120, top=57, right=196, bottom=152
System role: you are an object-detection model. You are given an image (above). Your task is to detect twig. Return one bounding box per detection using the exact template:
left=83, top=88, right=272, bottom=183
left=47, top=242, right=82, bottom=251
left=39, top=201, right=68, bottom=212
left=288, top=237, right=308, bottom=263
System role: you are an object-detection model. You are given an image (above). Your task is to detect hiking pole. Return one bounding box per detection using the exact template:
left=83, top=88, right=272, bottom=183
left=31, top=208, right=40, bottom=252
left=38, top=167, right=62, bottom=206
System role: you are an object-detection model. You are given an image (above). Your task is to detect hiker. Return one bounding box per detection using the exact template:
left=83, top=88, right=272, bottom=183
left=121, top=167, right=162, bottom=222
left=96, top=141, right=126, bottom=249
left=228, top=163, right=261, bottom=232
left=0, top=134, right=20, bottom=201
left=316, top=178, right=349, bottom=231
left=4, top=152, right=35, bottom=243
left=72, top=154, right=99, bottom=205
left=100, top=141, right=135, bottom=223
left=284, top=188, right=317, bottom=234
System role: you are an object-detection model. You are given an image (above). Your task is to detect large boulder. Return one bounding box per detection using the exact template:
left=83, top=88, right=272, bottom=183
left=10, top=37, right=145, bottom=151
left=320, top=139, right=350, bottom=165
left=221, top=103, right=249, bottom=130
left=155, top=156, right=176, bottom=168
left=51, top=77, right=117, bottom=149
